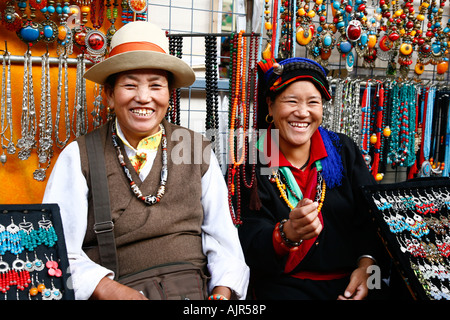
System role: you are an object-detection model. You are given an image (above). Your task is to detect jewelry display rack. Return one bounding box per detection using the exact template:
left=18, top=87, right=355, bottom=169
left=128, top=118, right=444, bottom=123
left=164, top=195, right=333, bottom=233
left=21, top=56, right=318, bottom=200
left=362, top=177, right=450, bottom=300
left=0, top=203, right=74, bottom=300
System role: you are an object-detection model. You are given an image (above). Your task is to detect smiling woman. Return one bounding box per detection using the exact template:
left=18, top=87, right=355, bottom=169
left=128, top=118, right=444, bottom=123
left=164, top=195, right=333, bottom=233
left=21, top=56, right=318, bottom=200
left=42, top=21, right=249, bottom=301
left=104, top=69, right=171, bottom=148
left=235, top=57, right=386, bottom=300
left=267, top=80, right=324, bottom=169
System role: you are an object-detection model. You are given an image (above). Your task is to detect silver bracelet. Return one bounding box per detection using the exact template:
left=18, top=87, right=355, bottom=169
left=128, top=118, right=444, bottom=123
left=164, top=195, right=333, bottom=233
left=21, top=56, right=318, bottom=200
left=357, top=255, right=377, bottom=266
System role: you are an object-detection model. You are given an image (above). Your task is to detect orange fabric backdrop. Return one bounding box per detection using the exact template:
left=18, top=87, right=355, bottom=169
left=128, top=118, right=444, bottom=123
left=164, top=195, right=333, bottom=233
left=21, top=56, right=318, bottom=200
left=0, top=3, right=122, bottom=204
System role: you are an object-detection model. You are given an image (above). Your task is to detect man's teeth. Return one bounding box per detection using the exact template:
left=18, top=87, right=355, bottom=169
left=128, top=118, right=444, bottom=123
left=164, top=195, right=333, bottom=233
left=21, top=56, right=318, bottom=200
left=131, top=109, right=154, bottom=116
left=290, top=122, right=308, bottom=128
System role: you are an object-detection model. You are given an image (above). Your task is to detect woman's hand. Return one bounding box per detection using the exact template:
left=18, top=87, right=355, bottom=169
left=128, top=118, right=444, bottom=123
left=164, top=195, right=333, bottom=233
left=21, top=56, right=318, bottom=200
left=337, top=257, right=374, bottom=300
left=283, top=198, right=323, bottom=243
left=90, top=276, right=149, bottom=300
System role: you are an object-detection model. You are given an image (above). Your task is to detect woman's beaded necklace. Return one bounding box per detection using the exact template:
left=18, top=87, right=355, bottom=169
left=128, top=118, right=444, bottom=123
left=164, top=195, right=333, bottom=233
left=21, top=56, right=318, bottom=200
left=272, top=169, right=326, bottom=212
left=111, top=120, right=168, bottom=205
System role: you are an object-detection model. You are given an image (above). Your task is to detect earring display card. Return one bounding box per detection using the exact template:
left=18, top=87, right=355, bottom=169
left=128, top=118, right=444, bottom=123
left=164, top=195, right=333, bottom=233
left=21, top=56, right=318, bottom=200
left=0, top=203, right=74, bottom=300
left=362, top=177, right=450, bottom=300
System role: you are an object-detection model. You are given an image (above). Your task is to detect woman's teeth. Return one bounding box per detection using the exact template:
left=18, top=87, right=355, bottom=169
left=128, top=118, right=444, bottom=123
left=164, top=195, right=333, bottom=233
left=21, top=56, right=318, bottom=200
left=131, top=109, right=154, bottom=116
left=290, top=122, right=308, bottom=128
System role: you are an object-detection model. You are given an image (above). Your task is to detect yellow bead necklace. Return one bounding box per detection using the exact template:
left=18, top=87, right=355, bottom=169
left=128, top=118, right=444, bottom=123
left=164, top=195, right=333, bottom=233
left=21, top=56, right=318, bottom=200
left=272, top=169, right=326, bottom=211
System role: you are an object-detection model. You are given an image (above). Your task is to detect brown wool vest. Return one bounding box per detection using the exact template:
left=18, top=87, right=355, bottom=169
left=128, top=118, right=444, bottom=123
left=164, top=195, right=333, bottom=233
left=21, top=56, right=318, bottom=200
left=77, top=119, right=211, bottom=277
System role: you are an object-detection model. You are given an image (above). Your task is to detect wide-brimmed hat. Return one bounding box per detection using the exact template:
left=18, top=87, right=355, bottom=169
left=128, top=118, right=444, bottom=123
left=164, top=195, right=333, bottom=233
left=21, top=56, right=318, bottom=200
left=83, top=21, right=195, bottom=88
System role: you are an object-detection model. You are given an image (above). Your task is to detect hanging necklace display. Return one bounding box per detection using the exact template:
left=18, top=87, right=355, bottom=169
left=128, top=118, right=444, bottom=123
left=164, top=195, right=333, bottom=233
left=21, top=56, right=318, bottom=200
left=85, top=0, right=107, bottom=63
left=16, top=49, right=37, bottom=161
left=1, top=48, right=15, bottom=166
left=338, top=78, right=361, bottom=144
left=309, top=0, right=335, bottom=67
left=227, top=31, right=247, bottom=226
left=3, top=1, right=22, bottom=33
left=278, top=0, right=294, bottom=59
left=370, top=81, right=385, bottom=180
left=16, top=1, right=43, bottom=46
left=56, top=1, right=73, bottom=56
left=54, top=54, right=71, bottom=149
left=377, top=0, right=399, bottom=66
left=387, top=82, right=417, bottom=167
left=91, top=84, right=105, bottom=130
left=333, top=0, right=354, bottom=61
left=34, top=52, right=53, bottom=182
left=412, top=15, right=426, bottom=79
left=72, top=55, right=88, bottom=138
left=398, top=36, right=414, bottom=79
left=86, top=0, right=107, bottom=128
left=204, top=35, right=220, bottom=157
left=427, top=90, right=449, bottom=172
left=295, top=0, right=315, bottom=52
left=421, top=85, right=436, bottom=176
left=168, top=35, right=182, bottom=125
left=346, top=19, right=363, bottom=45
left=430, top=0, right=448, bottom=80
left=40, top=0, right=59, bottom=44
left=262, top=0, right=273, bottom=60
left=351, top=0, right=370, bottom=59
left=429, top=0, right=445, bottom=66
left=73, top=1, right=92, bottom=52
left=415, top=0, right=432, bottom=70
left=396, top=0, right=415, bottom=79
left=105, top=0, right=119, bottom=44
left=128, top=0, right=147, bottom=13
left=121, top=0, right=132, bottom=23
left=241, top=33, right=259, bottom=195
left=123, top=0, right=147, bottom=22
left=362, top=9, right=378, bottom=69
left=360, top=81, right=372, bottom=168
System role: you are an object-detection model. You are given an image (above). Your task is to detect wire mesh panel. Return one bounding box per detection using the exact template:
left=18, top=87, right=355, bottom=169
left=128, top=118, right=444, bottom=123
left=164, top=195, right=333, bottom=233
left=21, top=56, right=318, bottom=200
left=146, top=1, right=252, bottom=170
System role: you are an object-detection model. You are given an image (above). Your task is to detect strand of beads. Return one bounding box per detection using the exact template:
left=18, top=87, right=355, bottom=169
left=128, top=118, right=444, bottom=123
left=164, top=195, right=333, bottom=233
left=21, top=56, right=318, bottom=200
left=242, top=33, right=259, bottom=191
left=387, top=81, right=401, bottom=166
left=360, top=81, right=372, bottom=168
left=227, top=31, right=247, bottom=226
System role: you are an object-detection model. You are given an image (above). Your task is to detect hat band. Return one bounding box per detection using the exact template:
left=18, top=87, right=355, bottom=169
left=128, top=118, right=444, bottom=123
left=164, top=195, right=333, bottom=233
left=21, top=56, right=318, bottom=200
left=270, top=75, right=332, bottom=100
left=109, top=41, right=166, bottom=57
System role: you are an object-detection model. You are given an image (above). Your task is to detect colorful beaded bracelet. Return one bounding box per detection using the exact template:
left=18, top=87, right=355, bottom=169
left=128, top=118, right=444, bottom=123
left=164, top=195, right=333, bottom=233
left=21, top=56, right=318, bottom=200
left=208, top=294, right=228, bottom=300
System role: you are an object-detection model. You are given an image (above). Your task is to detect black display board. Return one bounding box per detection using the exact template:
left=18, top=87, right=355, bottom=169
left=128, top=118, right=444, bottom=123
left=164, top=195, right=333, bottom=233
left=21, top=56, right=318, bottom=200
left=362, top=177, right=450, bottom=300
left=0, top=203, right=74, bottom=300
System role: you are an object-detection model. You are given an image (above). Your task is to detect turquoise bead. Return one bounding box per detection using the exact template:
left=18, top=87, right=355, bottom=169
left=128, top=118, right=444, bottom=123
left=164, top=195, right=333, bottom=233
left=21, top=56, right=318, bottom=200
left=44, top=25, right=54, bottom=38
left=20, top=25, right=40, bottom=43
left=359, top=33, right=368, bottom=45
left=339, top=41, right=352, bottom=53
left=323, top=35, right=332, bottom=47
